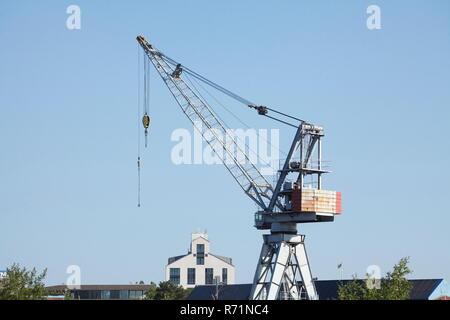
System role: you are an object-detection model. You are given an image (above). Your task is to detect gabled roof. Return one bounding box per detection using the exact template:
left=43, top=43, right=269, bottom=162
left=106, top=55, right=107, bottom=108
left=409, top=279, right=442, bottom=300
left=167, top=252, right=233, bottom=266
left=191, top=235, right=209, bottom=243
left=168, top=254, right=188, bottom=265
left=209, top=253, right=233, bottom=266
left=187, top=279, right=444, bottom=300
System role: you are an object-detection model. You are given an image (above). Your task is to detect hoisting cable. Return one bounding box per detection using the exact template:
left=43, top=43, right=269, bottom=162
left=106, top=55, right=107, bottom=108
left=184, top=68, right=289, bottom=157
left=185, top=73, right=278, bottom=172
left=185, top=72, right=288, bottom=170
left=263, top=114, right=298, bottom=128
left=186, top=72, right=252, bottom=129
left=137, top=155, right=141, bottom=208
left=265, top=107, right=304, bottom=122
left=143, top=54, right=151, bottom=148
left=137, top=45, right=142, bottom=207
left=161, top=54, right=306, bottom=126
left=162, top=55, right=256, bottom=106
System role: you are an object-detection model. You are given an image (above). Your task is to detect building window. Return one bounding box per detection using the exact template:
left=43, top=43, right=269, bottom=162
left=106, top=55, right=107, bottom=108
left=129, top=290, right=144, bottom=300
left=222, top=268, right=228, bottom=284
left=119, top=290, right=129, bottom=300
left=188, top=268, right=196, bottom=285
left=205, top=268, right=214, bottom=285
left=110, top=290, right=120, bottom=299
left=101, top=290, right=110, bottom=300
left=170, top=268, right=180, bottom=285
left=197, top=244, right=205, bottom=265
left=197, top=244, right=205, bottom=254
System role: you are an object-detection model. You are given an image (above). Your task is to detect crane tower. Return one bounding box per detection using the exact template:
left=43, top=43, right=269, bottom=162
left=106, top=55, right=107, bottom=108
left=136, top=36, right=341, bottom=300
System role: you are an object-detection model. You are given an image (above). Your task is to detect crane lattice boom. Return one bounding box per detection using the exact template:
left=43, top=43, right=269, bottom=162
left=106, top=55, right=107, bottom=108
left=137, top=36, right=279, bottom=211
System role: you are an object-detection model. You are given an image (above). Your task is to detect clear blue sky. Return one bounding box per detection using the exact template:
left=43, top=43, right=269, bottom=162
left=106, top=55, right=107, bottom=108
left=1, top=0, right=449, bottom=286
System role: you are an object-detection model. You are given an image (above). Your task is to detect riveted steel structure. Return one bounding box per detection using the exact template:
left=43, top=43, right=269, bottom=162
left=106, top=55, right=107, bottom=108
left=136, top=36, right=341, bottom=300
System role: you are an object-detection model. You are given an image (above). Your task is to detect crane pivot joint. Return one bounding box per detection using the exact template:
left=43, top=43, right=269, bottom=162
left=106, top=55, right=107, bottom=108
left=171, top=64, right=183, bottom=78
left=249, top=105, right=268, bottom=115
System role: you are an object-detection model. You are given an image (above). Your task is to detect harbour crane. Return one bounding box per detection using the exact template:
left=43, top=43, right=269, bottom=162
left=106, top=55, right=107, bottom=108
left=136, top=36, right=341, bottom=300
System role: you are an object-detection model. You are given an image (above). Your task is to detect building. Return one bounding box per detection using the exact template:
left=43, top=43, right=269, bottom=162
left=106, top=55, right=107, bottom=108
left=187, top=279, right=450, bottom=300
left=46, top=284, right=150, bottom=300
left=166, top=232, right=235, bottom=288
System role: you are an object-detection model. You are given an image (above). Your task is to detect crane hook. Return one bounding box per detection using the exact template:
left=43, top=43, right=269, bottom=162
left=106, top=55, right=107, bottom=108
left=142, top=113, right=150, bottom=147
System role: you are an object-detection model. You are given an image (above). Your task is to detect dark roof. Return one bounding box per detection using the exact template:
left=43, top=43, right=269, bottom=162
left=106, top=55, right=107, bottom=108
left=168, top=254, right=188, bottom=265
left=46, top=284, right=152, bottom=291
left=409, top=279, right=442, bottom=300
left=187, top=279, right=443, bottom=300
left=188, top=284, right=252, bottom=300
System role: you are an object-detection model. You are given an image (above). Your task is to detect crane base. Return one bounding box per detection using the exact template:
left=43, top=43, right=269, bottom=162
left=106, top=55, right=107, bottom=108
left=249, top=233, right=319, bottom=300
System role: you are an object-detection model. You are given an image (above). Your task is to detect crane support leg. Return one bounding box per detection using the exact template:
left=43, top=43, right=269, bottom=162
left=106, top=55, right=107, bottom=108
left=249, top=243, right=272, bottom=300
left=295, top=237, right=318, bottom=300
left=250, top=233, right=318, bottom=300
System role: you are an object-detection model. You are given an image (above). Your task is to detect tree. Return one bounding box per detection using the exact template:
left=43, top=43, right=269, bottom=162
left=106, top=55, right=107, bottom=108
left=338, top=257, right=413, bottom=300
left=379, top=257, right=412, bottom=300
left=143, top=282, right=158, bottom=300
left=0, top=263, right=48, bottom=300
left=337, top=277, right=367, bottom=300
left=144, top=281, right=192, bottom=300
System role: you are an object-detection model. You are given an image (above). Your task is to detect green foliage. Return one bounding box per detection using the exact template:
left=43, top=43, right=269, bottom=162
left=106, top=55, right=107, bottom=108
left=379, top=257, right=412, bottom=300
left=338, top=257, right=413, bottom=300
left=337, top=277, right=366, bottom=300
left=0, top=263, right=48, bottom=300
left=46, top=288, right=74, bottom=300
left=143, top=282, right=157, bottom=300
left=64, top=290, right=74, bottom=300
left=144, top=281, right=192, bottom=300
